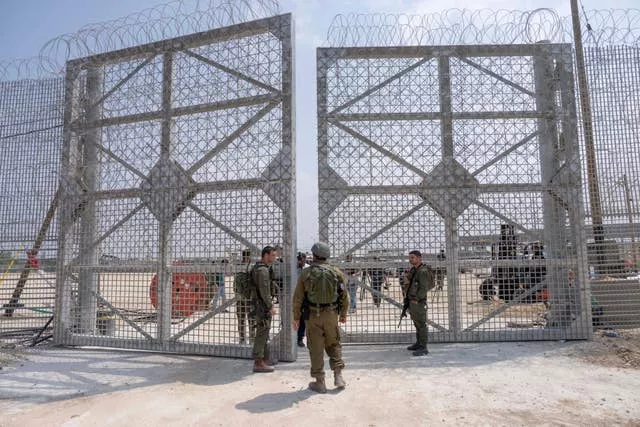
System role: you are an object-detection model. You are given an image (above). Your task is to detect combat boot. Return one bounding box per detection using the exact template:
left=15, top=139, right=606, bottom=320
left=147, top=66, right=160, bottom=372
left=334, top=369, right=346, bottom=389
left=253, top=359, right=275, bottom=373
left=412, top=346, right=429, bottom=356
left=309, top=375, right=327, bottom=393
left=264, top=357, right=278, bottom=366
left=407, top=343, right=421, bottom=350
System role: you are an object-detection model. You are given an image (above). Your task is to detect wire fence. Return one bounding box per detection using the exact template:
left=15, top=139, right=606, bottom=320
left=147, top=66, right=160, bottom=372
left=318, top=42, right=589, bottom=342
left=318, top=8, right=640, bottom=340
left=1, top=5, right=639, bottom=352
left=0, top=77, right=63, bottom=344
left=0, top=1, right=296, bottom=359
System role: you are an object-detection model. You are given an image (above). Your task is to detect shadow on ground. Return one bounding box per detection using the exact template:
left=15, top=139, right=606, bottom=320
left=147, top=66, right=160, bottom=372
left=0, top=339, right=576, bottom=409
left=0, top=345, right=254, bottom=406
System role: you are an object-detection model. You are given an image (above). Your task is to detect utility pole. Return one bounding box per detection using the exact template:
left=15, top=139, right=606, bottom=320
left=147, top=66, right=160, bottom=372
left=570, top=0, right=605, bottom=271
left=622, top=174, right=637, bottom=270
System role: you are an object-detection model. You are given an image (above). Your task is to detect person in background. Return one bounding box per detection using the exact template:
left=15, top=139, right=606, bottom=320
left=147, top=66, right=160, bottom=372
left=435, top=249, right=446, bottom=291
left=344, top=254, right=360, bottom=313
left=211, top=260, right=228, bottom=312
left=368, top=258, right=386, bottom=308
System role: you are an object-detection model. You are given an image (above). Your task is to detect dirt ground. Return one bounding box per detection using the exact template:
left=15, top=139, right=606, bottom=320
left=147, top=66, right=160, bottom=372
left=1, top=329, right=640, bottom=427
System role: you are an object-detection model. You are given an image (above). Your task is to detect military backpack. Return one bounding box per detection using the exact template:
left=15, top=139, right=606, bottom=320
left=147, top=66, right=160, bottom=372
left=306, top=264, right=339, bottom=306
left=233, top=264, right=253, bottom=299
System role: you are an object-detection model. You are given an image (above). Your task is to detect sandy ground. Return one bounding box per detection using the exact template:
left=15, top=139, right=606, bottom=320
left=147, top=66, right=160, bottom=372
left=1, top=330, right=640, bottom=427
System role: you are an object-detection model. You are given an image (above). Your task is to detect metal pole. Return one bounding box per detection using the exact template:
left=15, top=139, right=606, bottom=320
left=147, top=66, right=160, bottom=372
left=557, top=45, right=593, bottom=338
left=279, top=14, right=295, bottom=362
left=570, top=0, right=605, bottom=260
left=534, top=45, right=570, bottom=329
left=438, top=55, right=461, bottom=335
left=157, top=52, right=174, bottom=344
left=77, top=67, right=103, bottom=333
left=622, top=174, right=637, bottom=269
left=317, top=49, right=331, bottom=243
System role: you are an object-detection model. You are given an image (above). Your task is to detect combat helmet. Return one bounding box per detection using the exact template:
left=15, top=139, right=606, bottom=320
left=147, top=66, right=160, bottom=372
left=311, top=242, right=331, bottom=259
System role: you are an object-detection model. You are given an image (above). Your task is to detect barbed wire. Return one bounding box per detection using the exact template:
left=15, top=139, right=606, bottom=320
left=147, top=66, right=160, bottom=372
left=0, top=0, right=280, bottom=81
left=324, top=8, right=640, bottom=47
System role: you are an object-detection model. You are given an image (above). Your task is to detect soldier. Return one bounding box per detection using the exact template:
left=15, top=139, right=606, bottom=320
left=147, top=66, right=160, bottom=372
left=271, top=245, right=284, bottom=304
left=292, top=242, right=349, bottom=393
left=435, top=249, right=446, bottom=291
left=344, top=254, right=360, bottom=313
left=251, top=246, right=278, bottom=373
left=404, top=250, right=435, bottom=356
left=296, top=252, right=308, bottom=347
left=210, top=260, right=229, bottom=313
left=236, top=249, right=255, bottom=345
left=368, top=258, right=386, bottom=308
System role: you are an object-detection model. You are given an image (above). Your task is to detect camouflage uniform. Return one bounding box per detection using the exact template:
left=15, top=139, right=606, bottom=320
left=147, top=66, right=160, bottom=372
left=232, top=262, right=255, bottom=344
left=406, top=264, right=434, bottom=354
left=292, top=260, right=349, bottom=391
left=236, top=300, right=255, bottom=344
left=251, top=262, right=274, bottom=361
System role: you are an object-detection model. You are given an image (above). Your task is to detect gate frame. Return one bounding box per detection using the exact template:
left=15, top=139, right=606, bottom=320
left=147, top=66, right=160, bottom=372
left=54, top=13, right=297, bottom=360
left=317, top=43, right=592, bottom=343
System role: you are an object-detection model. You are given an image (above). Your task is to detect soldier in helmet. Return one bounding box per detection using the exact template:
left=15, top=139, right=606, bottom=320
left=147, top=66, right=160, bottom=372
left=292, top=242, right=349, bottom=393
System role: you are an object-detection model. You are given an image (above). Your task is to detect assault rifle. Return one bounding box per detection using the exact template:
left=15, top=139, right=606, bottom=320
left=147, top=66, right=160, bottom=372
left=397, top=296, right=410, bottom=328
left=398, top=267, right=414, bottom=328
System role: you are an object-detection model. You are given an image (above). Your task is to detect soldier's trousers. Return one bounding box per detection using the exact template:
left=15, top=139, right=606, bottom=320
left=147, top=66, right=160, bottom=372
left=236, top=299, right=255, bottom=342
left=371, top=279, right=383, bottom=307
left=434, top=268, right=446, bottom=289
left=409, top=301, right=428, bottom=347
left=252, top=314, right=271, bottom=360
left=306, top=308, right=344, bottom=378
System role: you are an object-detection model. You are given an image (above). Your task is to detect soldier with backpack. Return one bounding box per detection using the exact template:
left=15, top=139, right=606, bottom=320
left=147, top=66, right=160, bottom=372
left=292, top=242, right=349, bottom=393
left=251, top=246, right=278, bottom=373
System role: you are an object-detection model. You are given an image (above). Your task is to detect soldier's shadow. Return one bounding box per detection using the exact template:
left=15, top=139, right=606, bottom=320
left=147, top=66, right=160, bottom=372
left=236, top=388, right=339, bottom=413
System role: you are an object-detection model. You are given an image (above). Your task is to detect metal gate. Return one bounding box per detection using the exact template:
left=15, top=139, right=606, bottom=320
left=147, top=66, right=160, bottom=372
left=317, top=43, right=591, bottom=343
left=55, top=14, right=296, bottom=360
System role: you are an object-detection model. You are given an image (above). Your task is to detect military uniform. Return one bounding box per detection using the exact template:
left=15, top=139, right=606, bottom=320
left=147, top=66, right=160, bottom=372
left=405, top=263, right=434, bottom=356
left=251, top=262, right=274, bottom=366
left=232, top=262, right=255, bottom=344
left=236, top=299, right=255, bottom=345
left=292, top=252, right=349, bottom=393
left=296, top=263, right=308, bottom=347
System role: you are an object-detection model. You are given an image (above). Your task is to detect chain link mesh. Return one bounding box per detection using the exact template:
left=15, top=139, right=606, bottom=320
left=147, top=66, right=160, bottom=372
left=318, top=8, right=640, bottom=341
left=583, top=45, right=640, bottom=329
left=0, top=78, right=62, bottom=343
left=54, top=15, right=293, bottom=359
left=318, top=43, right=592, bottom=342
left=0, top=2, right=294, bottom=359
